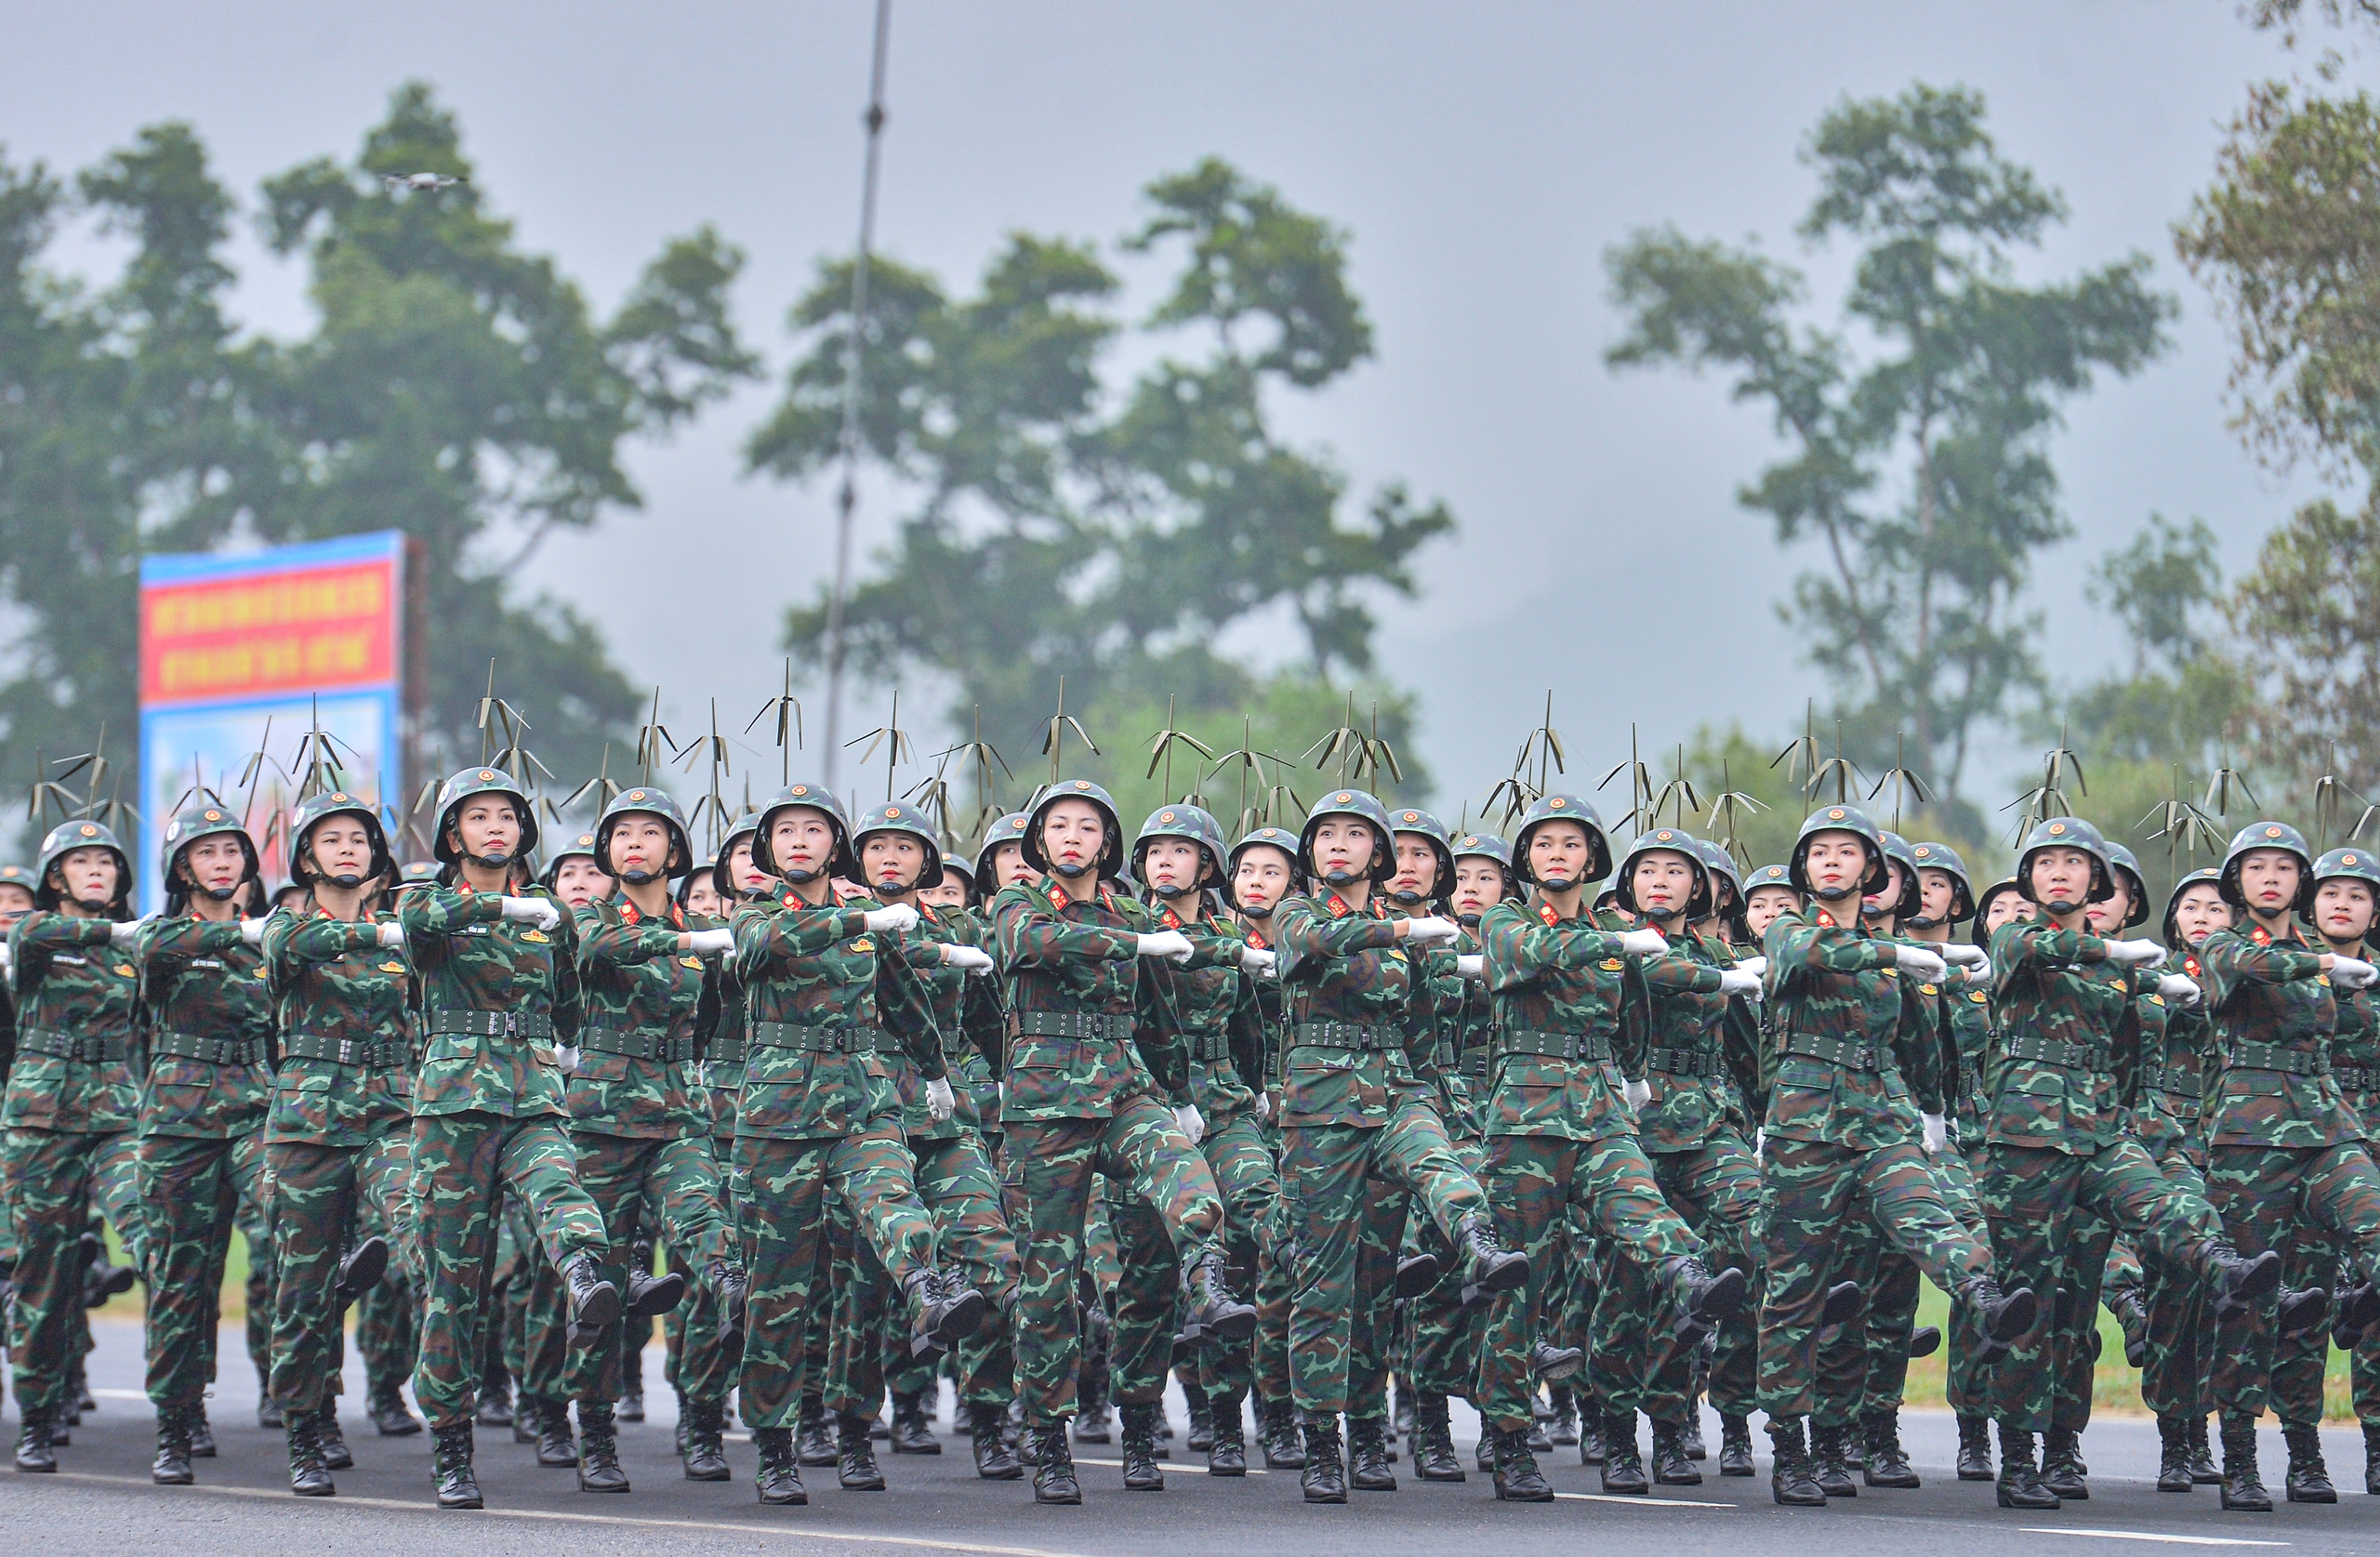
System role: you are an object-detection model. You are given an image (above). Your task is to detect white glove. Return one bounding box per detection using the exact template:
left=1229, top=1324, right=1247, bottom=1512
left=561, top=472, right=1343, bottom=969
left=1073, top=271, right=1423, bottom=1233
left=238, top=917, right=270, bottom=946
left=1253, top=1090, right=1273, bottom=1123
left=2104, top=938, right=2167, bottom=969
left=499, top=896, right=562, bottom=932
left=1719, top=968, right=1763, bottom=1000
left=555, top=1042, right=581, bottom=1075
left=941, top=943, right=996, bottom=976
left=1893, top=943, right=1948, bottom=982
left=924, top=1075, right=956, bottom=1124
left=1617, top=928, right=1668, bottom=957
left=1455, top=953, right=1485, bottom=981
left=1135, top=930, right=1195, bottom=963
left=1238, top=945, right=1277, bottom=977
left=1622, top=1076, right=1652, bottom=1109
left=1401, top=916, right=1461, bottom=946
left=108, top=916, right=151, bottom=947
left=1753, top=1128, right=1766, bottom=1159
left=376, top=921, right=406, bottom=949
left=2331, top=955, right=2380, bottom=990
left=1941, top=942, right=1989, bottom=969
left=2157, top=972, right=2204, bottom=1007
left=1922, top=1112, right=1948, bottom=1156
left=1733, top=956, right=1768, bottom=978
left=861, top=902, right=919, bottom=935
left=1175, top=1104, right=1206, bottom=1144
left=1964, top=957, right=1994, bottom=985
left=687, top=927, right=735, bottom=956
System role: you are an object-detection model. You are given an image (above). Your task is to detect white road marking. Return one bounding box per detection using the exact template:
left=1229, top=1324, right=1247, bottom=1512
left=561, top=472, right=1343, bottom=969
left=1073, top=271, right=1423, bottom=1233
left=2019, top=1530, right=2289, bottom=1548
left=1072, top=1455, right=1270, bottom=1475
left=1553, top=1490, right=1733, bottom=1509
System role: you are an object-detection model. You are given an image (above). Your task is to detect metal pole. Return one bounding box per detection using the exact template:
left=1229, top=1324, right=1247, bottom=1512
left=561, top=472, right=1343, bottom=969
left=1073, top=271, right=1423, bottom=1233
left=822, top=0, right=892, bottom=786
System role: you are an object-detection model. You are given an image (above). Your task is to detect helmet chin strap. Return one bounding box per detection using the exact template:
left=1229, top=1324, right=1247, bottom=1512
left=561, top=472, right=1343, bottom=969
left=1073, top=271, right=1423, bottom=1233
left=1239, top=902, right=1274, bottom=920
left=74, top=893, right=112, bottom=914
left=472, top=846, right=511, bottom=870
left=200, top=882, right=240, bottom=903
left=1809, top=880, right=1859, bottom=903
left=1051, top=858, right=1092, bottom=879
left=1456, top=910, right=1481, bottom=927
left=620, top=867, right=658, bottom=886
left=1538, top=874, right=1577, bottom=893
left=1150, top=879, right=1194, bottom=900
left=1389, top=887, right=1423, bottom=905
left=326, top=871, right=364, bottom=890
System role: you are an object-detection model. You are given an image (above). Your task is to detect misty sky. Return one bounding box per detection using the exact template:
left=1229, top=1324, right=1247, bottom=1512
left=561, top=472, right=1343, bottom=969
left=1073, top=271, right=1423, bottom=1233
left=0, top=2, right=2340, bottom=810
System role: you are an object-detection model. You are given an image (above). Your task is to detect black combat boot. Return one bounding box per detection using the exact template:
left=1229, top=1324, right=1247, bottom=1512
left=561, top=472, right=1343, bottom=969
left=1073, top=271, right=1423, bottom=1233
left=1489, top=1424, right=1553, bottom=1501
left=2202, top=1242, right=2282, bottom=1322
left=476, top=1367, right=513, bottom=1430
left=902, top=1267, right=987, bottom=1359
left=1117, top=1402, right=1165, bottom=1491
left=1186, top=1389, right=1214, bottom=1452
left=1390, top=1379, right=1412, bottom=1443
left=536, top=1395, right=578, bottom=1467
left=511, top=1393, right=541, bottom=1445
left=1996, top=1423, right=2060, bottom=1511
left=1652, top=1418, right=1700, bottom=1485
left=1718, top=1413, right=1754, bottom=1476
left=2157, top=1413, right=2195, bottom=1492
left=619, top=1352, right=645, bottom=1425
left=317, top=1403, right=353, bottom=1469
left=1602, top=1407, right=1650, bottom=1494
left=1254, top=1397, right=1301, bottom=1469
left=2278, top=1285, right=2331, bottom=1339
left=1347, top=1415, right=1395, bottom=1491
left=1394, top=1249, right=1440, bottom=1299
left=1181, top=1247, right=1258, bottom=1343
left=1957, top=1276, right=2038, bottom=1364
left=1411, top=1392, right=1463, bottom=1481
left=1907, top=1325, right=1942, bottom=1358
left=1662, top=1256, right=1748, bottom=1341
left=1822, top=1279, right=1862, bottom=1326
left=561, top=1251, right=622, bottom=1343
left=2220, top=1414, right=2273, bottom=1511
left=798, top=1395, right=837, bottom=1465
left=2108, top=1287, right=2149, bottom=1367
left=288, top=1414, right=335, bottom=1498
left=152, top=1407, right=195, bottom=1485
left=12, top=1407, right=55, bottom=1473
left=1302, top=1413, right=1349, bottom=1503
left=837, top=1410, right=887, bottom=1490
left=374, top=1379, right=424, bottom=1436
left=2188, top=1413, right=2221, bottom=1484
left=335, top=1234, right=389, bottom=1304
left=433, top=1421, right=482, bottom=1509
left=707, top=1260, right=748, bottom=1355
left=259, top=1392, right=284, bottom=1430
left=681, top=1398, right=730, bottom=1481
left=2283, top=1420, right=2337, bottom=1503
left=1577, top=1396, right=1605, bottom=1465
left=1531, top=1339, right=1583, bottom=1383
left=576, top=1401, right=628, bottom=1493
left=1033, top=1421, right=1082, bottom=1504
left=968, top=1401, right=1021, bottom=1479
left=2363, top=1421, right=2380, bottom=1496
left=1208, top=1388, right=1248, bottom=1476
left=189, top=1405, right=217, bottom=1458
left=1682, top=1409, right=1706, bottom=1460
left=890, top=1390, right=940, bottom=1455
left=753, top=1425, right=806, bottom=1505
left=2042, top=1426, right=2088, bottom=1500
left=1547, top=1383, right=1580, bottom=1445
left=1766, top=1416, right=1825, bottom=1507
left=1455, top=1215, right=1529, bottom=1308
left=1956, top=1414, right=1995, bottom=1480
left=1808, top=1422, right=1857, bottom=1497
left=1861, top=1408, right=1918, bottom=1488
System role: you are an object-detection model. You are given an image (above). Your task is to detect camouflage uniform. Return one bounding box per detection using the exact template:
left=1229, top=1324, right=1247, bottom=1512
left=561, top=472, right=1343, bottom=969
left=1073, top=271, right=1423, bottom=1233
left=670, top=874, right=753, bottom=1419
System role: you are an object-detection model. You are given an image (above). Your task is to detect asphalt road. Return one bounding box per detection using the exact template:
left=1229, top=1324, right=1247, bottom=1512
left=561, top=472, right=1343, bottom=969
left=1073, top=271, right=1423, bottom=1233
left=4, top=1320, right=2375, bottom=1557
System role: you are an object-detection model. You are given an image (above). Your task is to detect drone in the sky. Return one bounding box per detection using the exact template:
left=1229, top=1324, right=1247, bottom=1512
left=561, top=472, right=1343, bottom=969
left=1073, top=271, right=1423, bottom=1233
left=379, top=172, right=468, bottom=193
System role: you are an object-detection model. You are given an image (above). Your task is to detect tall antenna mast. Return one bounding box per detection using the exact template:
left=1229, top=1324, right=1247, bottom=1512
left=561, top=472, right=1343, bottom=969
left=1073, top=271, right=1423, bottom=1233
left=821, top=0, right=894, bottom=787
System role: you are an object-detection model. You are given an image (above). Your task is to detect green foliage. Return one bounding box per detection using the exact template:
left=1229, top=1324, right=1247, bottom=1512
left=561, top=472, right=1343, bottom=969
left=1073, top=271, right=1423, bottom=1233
left=0, top=84, right=758, bottom=827
left=1606, top=82, right=2174, bottom=801
left=748, top=156, right=1454, bottom=774
left=2232, top=495, right=2380, bottom=778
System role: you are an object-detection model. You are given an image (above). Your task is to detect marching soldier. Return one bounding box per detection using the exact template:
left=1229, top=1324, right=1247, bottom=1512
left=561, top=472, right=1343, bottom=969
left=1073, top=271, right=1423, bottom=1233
left=2300, top=847, right=2380, bottom=1497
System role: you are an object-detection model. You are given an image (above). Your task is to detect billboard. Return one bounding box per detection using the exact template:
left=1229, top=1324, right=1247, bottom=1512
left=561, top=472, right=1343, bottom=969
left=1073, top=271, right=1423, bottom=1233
left=138, top=532, right=409, bottom=913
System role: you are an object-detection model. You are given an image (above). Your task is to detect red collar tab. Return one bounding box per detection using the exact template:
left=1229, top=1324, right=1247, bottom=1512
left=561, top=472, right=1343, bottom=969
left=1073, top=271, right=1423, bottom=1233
left=2184, top=953, right=2202, bottom=979
left=1536, top=900, right=1562, bottom=929
left=1045, top=881, right=1070, bottom=913
left=2250, top=924, right=2272, bottom=947
left=1244, top=926, right=1269, bottom=951
left=1158, top=905, right=1183, bottom=931
left=1324, top=892, right=1355, bottom=919
left=1815, top=908, right=1837, bottom=929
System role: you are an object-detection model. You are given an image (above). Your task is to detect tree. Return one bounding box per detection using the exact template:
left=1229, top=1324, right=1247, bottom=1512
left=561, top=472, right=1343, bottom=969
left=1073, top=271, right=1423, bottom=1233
left=747, top=157, right=1454, bottom=784
left=2232, top=496, right=2380, bottom=774
left=0, top=85, right=757, bottom=827
left=1604, top=83, right=2174, bottom=802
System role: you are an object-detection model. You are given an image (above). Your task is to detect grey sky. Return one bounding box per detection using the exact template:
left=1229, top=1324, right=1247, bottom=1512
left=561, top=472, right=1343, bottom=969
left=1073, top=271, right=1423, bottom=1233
left=0, top=1, right=2335, bottom=809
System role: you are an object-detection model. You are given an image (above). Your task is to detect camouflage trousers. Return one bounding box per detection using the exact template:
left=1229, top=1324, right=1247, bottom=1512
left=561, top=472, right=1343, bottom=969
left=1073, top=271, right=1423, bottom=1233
left=1405, top=1133, right=1488, bottom=1402
left=139, top=1130, right=270, bottom=1412
left=1757, top=1136, right=1988, bottom=1421
left=2205, top=1141, right=2380, bottom=1418
left=1479, top=1131, right=1697, bottom=1432
left=1981, top=1139, right=2218, bottom=1432
left=410, top=1111, right=608, bottom=1432
left=1004, top=1099, right=1223, bottom=1423
left=1633, top=1130, right=1761, bottom=1423
left=827, top=1128, right=1016, bottom=1414
left=1280, top=1099, right=1483, bottom=1418
left=1191, top=1109, right=1289, bottom=1410
left=735, top=1128, right=938, bottom=1428
left=265, top=1128, right=415, bottom=1416
left=5, top=1128, right=141, bottom=1412
left=1937, top=1141, right=1996, bottom=1416
left=563, top=1131, right=732, bottom=1404
left=663, top=1137, right=747, bottom=1407
left=511, top=1201, right=575, bottom=1410
left=354, top=1266, right=420, bottom=1405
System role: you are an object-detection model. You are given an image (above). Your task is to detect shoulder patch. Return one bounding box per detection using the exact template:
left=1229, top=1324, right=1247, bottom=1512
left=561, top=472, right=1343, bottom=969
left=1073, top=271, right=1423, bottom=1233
left=1920, top=983, right=1938, bottom=996
left=1880, top=966, right=1899, bottom=978
left=851, top=938, right=875, bottom=954
left=379, top=960, right=406, bottom=973
left=113, top=963, right=135, bottom=978
left=1601, top=957, right=1625, bottom=971
left=521, top=930, right=549, bottom=944
left=2146, top=993, right=2166, bottom=1007
left=680, top=956, right=705, bottom=970
left=1969, top=990, right=1990, bottom=1003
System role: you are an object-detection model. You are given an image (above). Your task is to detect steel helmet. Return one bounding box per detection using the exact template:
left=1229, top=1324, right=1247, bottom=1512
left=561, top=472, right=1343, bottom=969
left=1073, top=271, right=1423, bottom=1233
left=1788, top=804, right=1889, bottom=898
left=1511, top=794, right=1613, bottom=889
left=431, top=765, right=541, bottom=868
left=2307, top=846, right=2380, bottom=932
left=538, top=831, right=600, bottom=892
left=1021, top=779, right=1125, bottom=880
left=1299, top=788, right=1398, bottom=887
left=594, top=785, right=694, bottom=883
left=1907, top=840, right=1975, bottom=926
left=939, top=853, right=979, bottom=903
left=159, top=801, right=261, bottom=915
left=1387, top=806, right=1454, bottom=907
left=0, top=863, right=35, bottom=901
left=2219, top=820, right=2316, bottom=915
left=973, top=811, right=1033, bottom=889
left=1694, top=838, right=1744, bottom=917
left=2101, top=839, right=2152, bottom=930
left=1223, top=825, right=1302, bottom=912
left=1132, top=804, right=1226, bottom=899
left=1871, top=828, right=1923, bottom=921
left=287, top=789, right=394, bottom=890
left=1613, top=826, right=1711, bottom=921
left=711, top=811, right=768, bottom=902
left=852, top=799, right=945, bottom=892
left=1974, top=877, right=2029, bottom=929
left=2160, top=865, right=2224, bottom=947
left=34, top=819, right=132, bottom=917
left=752, top=783, right=856, bottom=884
left=1451, top=830, right=1523, bottom=904
left=2015, top=816, right=2116, bottom=907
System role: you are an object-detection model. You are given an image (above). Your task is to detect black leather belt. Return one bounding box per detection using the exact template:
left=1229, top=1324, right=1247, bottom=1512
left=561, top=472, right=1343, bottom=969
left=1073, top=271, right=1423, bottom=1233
left=1014, top=1010, right=1134, bottom=1042
left=1781, top=1033, right=1884, bottom=1071
left=1647, top=1047, right=1726, bottom=1079
left=152, top=1030, right=268, bottom=1066
left=2229, top=1041, right=2325, bottom=1077
left=281, top=1032, right=406, bottom=1069
left=578, top=1025, right=702, bottom=1064
left=429, top=1009, right=555, bottom=1040
left=748, top=1022, right=878, bottom=1054
left=1293, top=1022, right=1395, bottom=1052
left=1495, top=1030, right=1613, bottom=1063
left=17, top=1028, right=131, bottom=1064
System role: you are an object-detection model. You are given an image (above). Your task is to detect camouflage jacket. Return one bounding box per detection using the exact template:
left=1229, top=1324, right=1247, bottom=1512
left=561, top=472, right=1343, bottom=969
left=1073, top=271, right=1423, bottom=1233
left=1635, top=930, right=1759, bottom=1153
left=1236, top=910, right=1289, bottom=1099
left=3, top=913, right=140, bottom=1133
left=1160, top=900, right=1264, bottom=1122
left=261, top=904, right=415, bottom=1148
left=571, top=896, right=716, bottom=1141
left=732, top=886, right=932, bottom=1141
left=991, top=878, right=1174, bottom=1123
left=694, top=909, right=744, bottom=1141
left=1983, top=918, right=2141, bottom=1154
left=1943, top=972, right=1995, bottom=1143
left=1759, top=904, right=1924, bottom=1152
left=1871, top=933, right=1950, bottom=1117
left=401, top=879, right=579, bottom=1120
left=949, top=906, right=1006, bottom=1132
left=2324, top=937, right=2380, bottom=1129
left=137, top=914, right=274, bottom=1140
left=1274, top=890, right=1437, bottom=1129
left=882, top=900, right=1002, bottom=1140
left=2127, top=963, right=2204, bottom=1166
left=1475, top=898, right=1665, bottom=1143
left=2199, top=921, right=2367, bottom=1148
